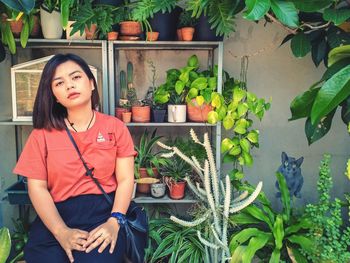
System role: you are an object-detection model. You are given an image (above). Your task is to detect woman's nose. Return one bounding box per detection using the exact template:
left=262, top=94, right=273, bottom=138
left=66, top=82, right=75, bottom=90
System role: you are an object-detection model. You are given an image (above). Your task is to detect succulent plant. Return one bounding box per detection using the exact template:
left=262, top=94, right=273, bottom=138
left=120, top=70, right=127, bottom=99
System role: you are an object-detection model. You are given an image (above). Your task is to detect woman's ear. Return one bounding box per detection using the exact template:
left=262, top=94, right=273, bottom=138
left=90, top=80, right=95, bottom=90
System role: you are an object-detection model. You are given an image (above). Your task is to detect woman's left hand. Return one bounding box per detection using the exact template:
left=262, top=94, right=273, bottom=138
left=83, top=218, right=120, bottom=254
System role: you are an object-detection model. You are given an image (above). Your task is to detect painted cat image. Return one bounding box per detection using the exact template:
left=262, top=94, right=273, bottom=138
left=275, top=152, right=304, bottom=198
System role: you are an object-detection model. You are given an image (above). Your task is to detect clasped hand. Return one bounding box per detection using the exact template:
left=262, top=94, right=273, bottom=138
left=56, top=218, right=119, bottom=262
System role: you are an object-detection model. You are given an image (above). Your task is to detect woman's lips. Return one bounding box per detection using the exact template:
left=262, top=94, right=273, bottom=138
left=68, top=92, right=80, bottom=99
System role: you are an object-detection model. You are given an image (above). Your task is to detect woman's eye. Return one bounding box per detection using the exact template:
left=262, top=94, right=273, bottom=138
left=73, top=75, right=81, bottom=80
left=55, top=81, right=64, bottom=87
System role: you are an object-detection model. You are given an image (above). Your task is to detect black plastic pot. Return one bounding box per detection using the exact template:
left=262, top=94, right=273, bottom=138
left=149, top=7, right=181, bottom=41
left=152, top=109, right=166, bottom=123
left=194, top=14, right=224, bottom=41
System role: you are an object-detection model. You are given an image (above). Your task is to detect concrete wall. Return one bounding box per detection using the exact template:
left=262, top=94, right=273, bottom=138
left=0, top=18, right=349, bottom=228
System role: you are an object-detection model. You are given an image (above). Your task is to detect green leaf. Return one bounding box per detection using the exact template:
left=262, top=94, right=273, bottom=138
left=272, top=215, right=284, bottom=250
left=289, top=87, right=321, bottom=121
left=175, top=80, right=185, bottom=95
left=305, top=109, right=336, bottom=144
left=0, top=227, right=11, bottom=263
left=223, top=115, right=235, bottom=130
left=187, top=88, right=199, bottom=99
left=230, top=245, right=246, bottom=263
left=287, top=234, right=314, bottom=254
left=244, top=0, right=271, bottom=21
left=271, top=0, right=299, bottom=28
left=291, top=32, right=311, bottom=57
left=328, top=45, right=350, bottom=67
left=326, top=26, right=350, bottom=49
left=191, top=77, right=208, bottom=90
left=217, top=105, right=227, bottom=120
left=237, top=103, right=249, bottom=117
left=311, top=38, right=327, bottom=67
left=230, top=212, right=262, bottom=225
left=287, top=246, right=308, bottom=263
left=207, top=0, right=236, bottom=37
left=60, top=0, right=70, bottom=29
left=221, top=138, right=234, bottom=153
left=240, top=138, right=250, bottom=153
left=20, top=20, right=29, bottom=48
left=285, top=217, right=312, bottom=235
left=242, top=234, right=270, bottom=263
left=208, top=77, right=217, bottom=89
left=276, top=172, right=291, bottom=221
left=242, top=151, right=253, bottom=166
left=229, top=228, right=267, bottom=252
left=211, top=93, right=222, bottom=108
left=229, top=145, right=242, bottom=156
left=1, top=0, right=35, bottom=14
left=244, top=206, right=273, bottom=229
left=196, top=95, right=205, bottom=106
left=247, top=130, right=259, bottom=143
left=311, top=65, right=350, bottom=124
left=234, top=124, right=247, bottom=135
left=291, top=0, right=332, bottom=12
left=187, top=54, right=199, bottom=68
left=323, top=8, right=350, bottom=26
left=207, top=111, right=219, bottom=124
left=269, top=248, right=281, bottom=263
left=322, top=58, right=350, bottom=81
left=233, top=88, right=246, bottom=102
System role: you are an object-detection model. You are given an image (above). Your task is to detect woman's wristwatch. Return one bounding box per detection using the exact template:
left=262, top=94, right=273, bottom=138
left=110, top=212, right=127, bottom=226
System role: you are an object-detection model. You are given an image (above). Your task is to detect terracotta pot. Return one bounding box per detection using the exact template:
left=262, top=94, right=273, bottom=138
left=132, top=105, right=151, bottom=123
left=85, top=24, right=98, bottom=39
left=107, top=31, right=118, bottom=40
left=115, top=107, right=129, bottom=120
left=30, top=15, right=41, bottom=37
left=122, top=111, right=132, bottom=123
left=181, top=27, right=194, bottom=41
left=177, top=28, right=183, bottom=41
left=120, top=21, right=142, bottom=36
left=9, top=19, right=23, bottom=37
left=137, top=167, right=159, bottom=194
left=168, top=181, right=186, bottom=199
left=187, top=98, right=213, bottom=122
left=146, top=31, right=159, bottom=41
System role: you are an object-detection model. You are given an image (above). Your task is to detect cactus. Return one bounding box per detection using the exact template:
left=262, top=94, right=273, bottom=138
left=157, top=129, right=263, bottom=263
left=125, top=61, right=138, bottom=106
left=127, top=61, right=133, bottom=88
left=120, top=70, right=127, bottom=99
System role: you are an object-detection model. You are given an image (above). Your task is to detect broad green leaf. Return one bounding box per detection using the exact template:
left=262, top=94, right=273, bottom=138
left=243, top=151, right=253, bottom=166
left=175, top=80, right=185, bottom=95
left=285, top=217, right=312, bottom=235
left=190, top=77, right=208, bottom=90
left=179, top=71, right=189, bottom=83
left=323, top=8, right=350, bottom=25
left=271, top=0, right=299, bottom=28
left=291, top=0, right=332, bottom=12
left=187, top=87, right=198, bottom=99
left=322, top=58, right=350, bottom=81
left=201, top=88, right=212, bottom=103
left=208, top=77, right=217, bottom=89
left=311, top=65, right=350, bottom=124
left=207, top=111, right=219, bottom=124
left=311, top=38, right=327, bottom=67
left=217, top=105, right=227, bottom=120
left=269, top=248, right=281, bottom=263
left=276, top=172, right=291, bottom=221
left=230, top=245, right=246, bottom=263
left=187, top=54, right=199, bottom=68
left=247, top=91, right=257, bottom=102
left=287, top=235, right=314, bottom=254
left=242, top=234, right=270, bottom=263
left=229, top=228, right=266, bottom=252
left=272, top=215, right=284, bottom=250
left=230, top=212, right=262, bottom=225
left=240, top=138, right=250, bottom=153
left=233, top=88, right=246, bottom=102
left=244, top=0, right=271, bottom=21
left=287, top=245, right=308, bottom=263
left=291, top=32, right=311, bottom=57
left=61, top=0, right=70, bottom=29
left=223, top=115, right=235, bottom=130
left=0, top=227, right=11, bottom=263
left=237, top=103, right=249, bottom=117
left=221, top=138, right=234, bottom=153
left=212, top=93, right=222, bottom=108
left=228, top=101, right=239, bottom=112
left=234, top=124, right=247, bottom=135
left=229, top=145, right=242, bottom=156
left=247, top=130, right=259, bottom=143
left=244, top=206, right=273, bottom=229
left=1, top=0, right=35, bottom=14
left=196, top=95, right=205, bottom=106
left=328, top=45, right=350, bottom=66
left=20, top=20, right=29, bottom=48
left=305, top=109, right=336, bottom=144
left=289, top=87, right=320, bottom=121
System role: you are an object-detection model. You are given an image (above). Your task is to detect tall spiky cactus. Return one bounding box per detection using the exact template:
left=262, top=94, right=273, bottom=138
left=157, top=129, right=263, bottom=263
left=120, top=70, right=127, bottom=99
left=126, top=61, right=138, bottom=106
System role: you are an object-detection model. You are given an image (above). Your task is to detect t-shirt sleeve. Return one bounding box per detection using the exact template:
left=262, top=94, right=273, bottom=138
left=116, top=124, right=137, bottom=158
left=13, top=129, right=48, bottom=180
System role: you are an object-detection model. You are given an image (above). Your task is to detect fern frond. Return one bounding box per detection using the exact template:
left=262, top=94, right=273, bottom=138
left=208, top=0, right=236, bottom=37
left=186, top=0, right=210, bottom=18
left=153, top=0, right=177, bottom=14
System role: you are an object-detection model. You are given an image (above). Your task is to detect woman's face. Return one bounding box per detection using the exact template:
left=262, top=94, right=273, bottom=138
left=51, top=60, right=95, bottom=110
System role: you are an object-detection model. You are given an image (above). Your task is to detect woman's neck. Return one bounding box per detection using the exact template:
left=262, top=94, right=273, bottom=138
left=66, top=106, right=95, bottom=132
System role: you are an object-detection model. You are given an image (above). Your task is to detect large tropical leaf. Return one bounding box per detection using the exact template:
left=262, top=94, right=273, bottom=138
left=287, top=245, right=308, bottom=263
left=328, top=45, right=350, bottom=67
left=291, top=0, right=332, bottom=12
left=323, top=8, right=350, bottom=26
left=269, top=248, right=281, bottom=263
left=291, top=32, right=311, bottom=57
left=0, top=227, right=11, bottom=263
left=186, top=0, right=210, bottom=19
left=230, top=211, right=262, bottom=225
left=287, top=234, right=314, bottom=254
left=272, top=215, right=284, bottom=250
left=132, top=0, right=156, bottom=21
left=244, top=0, right=271, bottom=21
left=289, top=86, right=321, bottom=121
left=270, top=0, right=299, bottom=28
left=322, top=57, right=350, bottom=81
left=276, top=172, right=291, bottom=221
left=305, top=109, right=336, bottom=144
left=229, top=228, right=267, bottom=252
left=244, top=206, right=273, bottom=230
left=242, top=234, right=270, bottom=263
left=231, top=245, right=247, bottom=263
left=311, top=65, right=350, bottom=124
left=208, top=0, right=236, bottom=37
left=285, top=217, right=312, bottom=235
left=1, top=0, right=34, bottom=14
left=311, top=38, right=327, bottom=67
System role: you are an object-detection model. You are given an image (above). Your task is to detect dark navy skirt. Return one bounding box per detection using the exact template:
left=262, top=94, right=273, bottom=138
left=24, top=193, right=126, bottom=263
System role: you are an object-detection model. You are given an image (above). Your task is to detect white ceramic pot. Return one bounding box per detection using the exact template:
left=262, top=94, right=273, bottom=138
left=151, top=183, right=166, bottom=198
left=168, top=104, right=186, bottom=123
left=66, top=21, right=86, bottom=40
left=40, top=6, right=63, bottom=39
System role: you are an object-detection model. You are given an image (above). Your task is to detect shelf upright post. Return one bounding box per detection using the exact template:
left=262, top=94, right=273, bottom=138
left=102, top=40, right=109, bottom=114
left=108, top=41, right=115, bottom=115
left=216, top=42, right=224, bottom=177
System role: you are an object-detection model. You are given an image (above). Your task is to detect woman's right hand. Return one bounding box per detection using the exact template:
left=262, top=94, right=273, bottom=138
left=54, top=227, right=89, bottom=262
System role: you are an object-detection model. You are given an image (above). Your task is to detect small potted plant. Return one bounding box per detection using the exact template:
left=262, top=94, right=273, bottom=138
left=118, top=1, right=142, bottom=39
left=150, top=177, right=166, bottom=198
left=40, top=0, right=62, bottom=39
left=177, top=9, right=197, bottom=41
left=161, top=157, right=191, bottom=199
left=134, top=129, right=166, bottom=194
left=121, top=102, right=132, bottom=123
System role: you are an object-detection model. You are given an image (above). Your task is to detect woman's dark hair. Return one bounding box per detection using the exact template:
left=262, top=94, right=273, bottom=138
left=33, top=53, right=100, bottom=130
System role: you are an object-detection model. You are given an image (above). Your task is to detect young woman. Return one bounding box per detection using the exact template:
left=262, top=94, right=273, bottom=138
left=13, top=54, right=136, bottom=263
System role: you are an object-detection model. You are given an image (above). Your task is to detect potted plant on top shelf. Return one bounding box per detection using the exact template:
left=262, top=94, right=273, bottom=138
left=134, top=129, right=166, bottom=194
left=117, top=1, right=142, bottom=40
left=177, top=9, right=197, bottom=41
left=39, top=0, right=62, bottom=39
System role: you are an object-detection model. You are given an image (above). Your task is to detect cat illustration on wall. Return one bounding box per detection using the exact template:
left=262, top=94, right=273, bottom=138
left=275, top=152, right=304, bottom=198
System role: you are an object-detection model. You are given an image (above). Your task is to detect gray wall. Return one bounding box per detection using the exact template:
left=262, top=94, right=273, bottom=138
left=1, top=18, right=349, bottom=228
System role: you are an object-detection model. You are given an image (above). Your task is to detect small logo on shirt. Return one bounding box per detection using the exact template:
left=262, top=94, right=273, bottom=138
left=96, top=132, right=106, bottom=142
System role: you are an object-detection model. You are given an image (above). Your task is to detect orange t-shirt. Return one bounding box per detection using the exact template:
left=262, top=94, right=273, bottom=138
left=13, top=111, right=137, bottom=202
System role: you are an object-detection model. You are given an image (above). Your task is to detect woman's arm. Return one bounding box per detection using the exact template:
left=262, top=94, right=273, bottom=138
left=84, top=156, right=134, bottom=253
left=28, top=179, right=89, bottom=262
